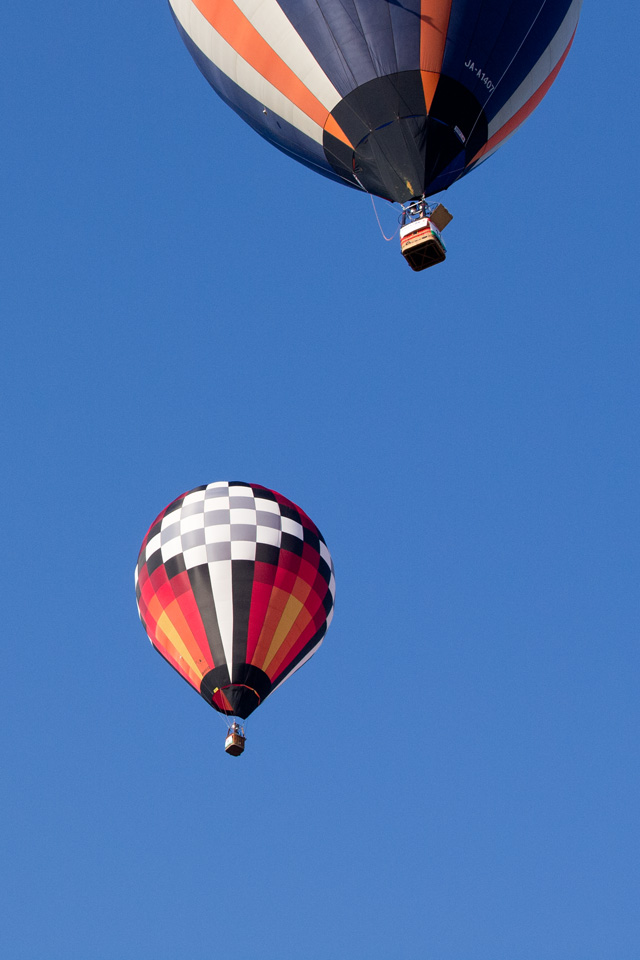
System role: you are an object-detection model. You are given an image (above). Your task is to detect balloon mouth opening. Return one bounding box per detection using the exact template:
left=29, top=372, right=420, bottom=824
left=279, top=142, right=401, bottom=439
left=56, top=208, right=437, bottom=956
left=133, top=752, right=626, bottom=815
left=211, top=684, right=261, bottom=720
left=201, top=664, right=272, bottom=719
left=323, top=71, right=488, bottom=202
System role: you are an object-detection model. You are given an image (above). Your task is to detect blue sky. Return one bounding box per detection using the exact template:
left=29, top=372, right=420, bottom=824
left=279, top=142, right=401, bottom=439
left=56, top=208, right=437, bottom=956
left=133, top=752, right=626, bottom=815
left=1, top=3, right=638, bottom=959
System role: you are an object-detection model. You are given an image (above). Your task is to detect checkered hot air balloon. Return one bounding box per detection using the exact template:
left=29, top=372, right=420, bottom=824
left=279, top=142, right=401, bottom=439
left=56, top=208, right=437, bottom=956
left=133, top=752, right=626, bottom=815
left=168, top=0, right=582, bottom=203
left=135, top=482, right=335, bottom=753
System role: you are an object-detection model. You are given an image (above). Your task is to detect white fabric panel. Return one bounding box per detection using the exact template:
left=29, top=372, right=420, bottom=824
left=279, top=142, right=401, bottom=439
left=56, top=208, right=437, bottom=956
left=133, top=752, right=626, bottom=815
left=209, top=558, right=234, bottom=669
left=183, top=544, right=208, bottom=567
left=232, top=0, right=342, bottom=109
left=180, top=513, right=206, bottom=534
left=230, top=540, right=258, bottom=560
left=230, top=508, right=258, bottom=525
left=205, top=523, right=231, bottom=543
left=161, top=535, right=184, bottom=563
left=161, top=508, right=180, bottom=529
left=487, top=0, right=582, bottom=137
left=145, top=532, right=162, bottom=558
left=319, top=540, right=332, bottom=567
left=169, top=0, right=325, bottom=144
left=182, top=488, right=207, bottom=505
left=256, top=525, right=282, bottom=546
left=255, top=496, right=281, bottom=514
left=281, top=517, right=303, bottom=539
left=228, top=483, right=252, bottom=497
left=205, top=495, right=230, bottom=511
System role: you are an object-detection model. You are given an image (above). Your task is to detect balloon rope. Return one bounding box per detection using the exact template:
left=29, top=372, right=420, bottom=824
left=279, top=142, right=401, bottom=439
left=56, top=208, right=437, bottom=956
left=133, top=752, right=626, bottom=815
left=217, top=707, right=231, bottom=734
left=369, top=194, right=400, bottom=243
left=352, top=167, right=399, bottom=243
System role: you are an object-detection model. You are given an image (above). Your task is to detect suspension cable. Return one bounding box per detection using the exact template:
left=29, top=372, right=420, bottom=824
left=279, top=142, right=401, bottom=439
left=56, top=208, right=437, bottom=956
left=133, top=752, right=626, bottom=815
left=370, top=194, right=400, bottom=242
left=467, top=0, right=551, bottom=145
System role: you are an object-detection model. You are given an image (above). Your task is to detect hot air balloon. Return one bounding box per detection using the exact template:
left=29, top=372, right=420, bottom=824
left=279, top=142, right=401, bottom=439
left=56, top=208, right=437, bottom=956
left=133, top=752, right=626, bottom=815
left=135, top=482, right=335, bottom=755
left=168, top=0, right=582, bottom=269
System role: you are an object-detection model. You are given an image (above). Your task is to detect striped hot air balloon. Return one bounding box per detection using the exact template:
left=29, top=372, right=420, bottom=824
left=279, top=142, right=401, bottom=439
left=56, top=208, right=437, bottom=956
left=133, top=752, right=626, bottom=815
left=135, top=482, right=335, bottom=745
left=168, top=0, right=582, bottom=203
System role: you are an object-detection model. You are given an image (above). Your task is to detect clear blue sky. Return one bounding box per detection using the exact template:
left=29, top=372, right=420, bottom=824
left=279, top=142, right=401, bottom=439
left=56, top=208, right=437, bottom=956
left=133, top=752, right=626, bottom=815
left=1, top=4, right=638, bottom=959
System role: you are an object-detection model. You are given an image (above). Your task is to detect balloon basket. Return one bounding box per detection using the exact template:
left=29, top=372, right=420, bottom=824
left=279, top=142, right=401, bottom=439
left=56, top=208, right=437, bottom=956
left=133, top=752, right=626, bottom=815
left=400, top=219, right=447, bottom=271
left=225, top=725, right=246, bottom=756
left=398, top=200, right=451, bottom=272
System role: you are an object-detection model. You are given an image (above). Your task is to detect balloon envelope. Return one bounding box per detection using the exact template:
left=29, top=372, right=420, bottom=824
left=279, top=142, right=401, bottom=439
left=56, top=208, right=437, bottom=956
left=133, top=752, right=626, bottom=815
left=135, top=482, right=335, bottom=719
left=169, top=0, right=582, bottom=202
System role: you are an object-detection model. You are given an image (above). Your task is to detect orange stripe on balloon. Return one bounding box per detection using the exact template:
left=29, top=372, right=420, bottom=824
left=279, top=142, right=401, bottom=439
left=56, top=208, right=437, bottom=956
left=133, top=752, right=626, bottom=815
left=156, top=610, right=204, bottom=679
left=174, top=587, right=215, bottom=668
left=421, top=70, right=440, bottom=113
left=251, top=584, right=292, bottom=671
left=246, top=574, right=277, bottom=664
left=269, top=603, right=328, bottom=683
left=290, top=572, right=313, bottom=606
left=166, top=597, right=214, bottom=674
left=420, top=0, right=453, bottom=74
left=263, top=577, right=327, bottom=679
left=192, top=0, right=333, bottom=131
left=324, top=114, right=352, bottom=148
left=153, top=628, right=202, bottom=691
left=250, top=549, right=303, bottom=667
left=146, top=593, right=165, bottom=626
left=471, top=31, right=575, bottom=165
left=266, top=607, right=314, bottom=678
left=262, top=592, right=304, bottom=672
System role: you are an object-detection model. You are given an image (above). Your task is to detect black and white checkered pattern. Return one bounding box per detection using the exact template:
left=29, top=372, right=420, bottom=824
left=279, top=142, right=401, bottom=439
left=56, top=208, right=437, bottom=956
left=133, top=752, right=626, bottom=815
left=141, top=482, right=308, bottom=569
